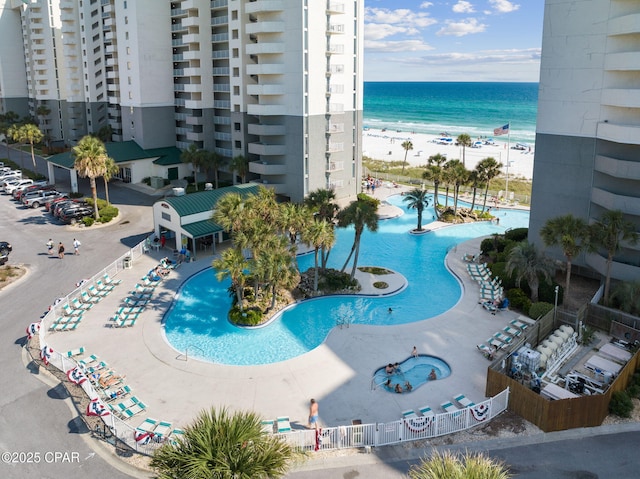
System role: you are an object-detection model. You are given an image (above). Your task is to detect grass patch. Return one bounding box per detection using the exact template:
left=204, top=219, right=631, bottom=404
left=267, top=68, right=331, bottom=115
left=358, top=266, right=393, bottom=275
left=373, top=281, right=389, bottom=289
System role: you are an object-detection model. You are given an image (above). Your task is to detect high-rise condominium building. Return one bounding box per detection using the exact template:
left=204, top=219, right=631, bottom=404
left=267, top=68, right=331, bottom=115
left=530, top=0, right=640, bottom=282
left=0, top=0, right=364, bottom=202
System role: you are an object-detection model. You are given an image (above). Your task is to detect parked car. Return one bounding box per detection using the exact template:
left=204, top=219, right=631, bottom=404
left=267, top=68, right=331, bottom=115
left=56, top=201, right=90, bottom=219
left=0, top=171, right=22, bottom=186
left=44, top=195, right=70, bottom=212
left=23, top=190, right=63, bottom=208
left=52, top=199, right=86, bottom=218
left=13, top=182, right=51, bottom=201
left=0, top=241, right=12, bottom=266
left=60, top=206, right=94, bottom=224
left=4, top=178, right=33, bottom=195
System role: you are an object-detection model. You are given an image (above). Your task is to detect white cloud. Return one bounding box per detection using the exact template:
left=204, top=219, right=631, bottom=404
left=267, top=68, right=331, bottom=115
left=419, top=1, right=434, bottom=8
left=365, top=23, right=420, bottom=41
left=364, top=7, right=437, bottom=29
left=365, top=39, right=434, bottom=53
left=489, top=0, right=520, bottom=13
left=416, top=48, right=541, bottom=65
left=436, top=18, right=486, bottom=37
left=453, top=1, right=475, bottom=14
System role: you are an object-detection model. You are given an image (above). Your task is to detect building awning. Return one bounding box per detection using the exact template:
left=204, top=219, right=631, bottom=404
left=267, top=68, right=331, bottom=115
left=181, top=219, right=223, bottom=238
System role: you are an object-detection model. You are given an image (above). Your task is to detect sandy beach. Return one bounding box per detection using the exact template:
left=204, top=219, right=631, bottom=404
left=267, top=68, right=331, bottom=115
left=362, top=128, right=535, bottom=180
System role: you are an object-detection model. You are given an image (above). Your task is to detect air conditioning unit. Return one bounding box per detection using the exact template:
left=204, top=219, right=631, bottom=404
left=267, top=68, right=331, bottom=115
left=172, top=187, right=185, bottom=196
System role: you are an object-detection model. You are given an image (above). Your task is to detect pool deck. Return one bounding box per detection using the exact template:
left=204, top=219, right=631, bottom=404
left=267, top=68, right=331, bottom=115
left=45, top=185, right=524, bottom=440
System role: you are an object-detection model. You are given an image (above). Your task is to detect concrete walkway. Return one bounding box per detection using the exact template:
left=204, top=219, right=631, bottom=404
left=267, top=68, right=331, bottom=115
left=45, top=187, right=521, bottom=438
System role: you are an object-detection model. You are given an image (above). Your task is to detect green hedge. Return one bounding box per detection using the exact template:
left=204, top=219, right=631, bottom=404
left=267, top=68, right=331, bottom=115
left=507, top=288, right=532, bottom=315
left=529, top=302, right=553, bottom=319
left=229, top=306, right=264, bottom=326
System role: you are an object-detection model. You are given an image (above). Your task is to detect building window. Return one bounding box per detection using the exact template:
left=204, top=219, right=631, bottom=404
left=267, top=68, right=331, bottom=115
left=232, top=10, right=238, bottom=20
left=233, top=67, right=239, bottom=77
left=125, top=17, right=128, bottom=25
left=232, top=48, right=239, bottom=58
left=235, top=140, right=241, bottom=148
left=233, top=86, right=239, bottom=95
left=125, top=32, right=129, bottom=40
left=162, top=212, right=171, bottom=221
left=232, top=29, right=238, bottom=40
left=126, top=46, right=131, bottom=55
left=234, top=123, right=241, bottom=131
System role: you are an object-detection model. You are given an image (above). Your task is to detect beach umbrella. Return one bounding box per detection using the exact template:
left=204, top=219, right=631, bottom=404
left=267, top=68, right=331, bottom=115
left=67, top=366, right=87, bottom=385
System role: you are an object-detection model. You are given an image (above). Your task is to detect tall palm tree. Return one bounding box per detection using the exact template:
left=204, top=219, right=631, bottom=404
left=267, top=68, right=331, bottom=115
left=180, top=144, right=206, bottom=190
left=16, top=124, right=44, bottom=168
left=403, top=188, right=431, bottom=231
left=101, top=157, right=119, bottom=204
left=445, top=159, right=469, bottom=216
left=150, top=407, right=296, bottom=479
left=213, top=247, right=249, bottom=310
left=477, top=156, right=503, bottom=212
left=468, top=169, right=483, bottom=213
left=204, top=150, right=225, bottom=189
left=256, top=236, right=299, bottom=309
left=72, top=135, right=108, bottom=220
left=6, top=123, right=20, bottom=165
left=409, top=450, right=511, bottom=479
left=590, top=210, right=639, bottom=303
left=422, top=153, right=447, bottom=218
left=301, top=219, right=335, bottom=291
left=338, top=196, right=379, bottom=278
left=230, top=154, right=249, bottom=184
left=540, top=214, right=590, bottom=303
left=456, top=133, right=473, bottom=167
left=304, top=188, right=340, bottom=269
left=212, top=192, right=245, bottom=233
left=506, top=242, right=556, bottom=303
left=401, top=140, right=413, bottom=174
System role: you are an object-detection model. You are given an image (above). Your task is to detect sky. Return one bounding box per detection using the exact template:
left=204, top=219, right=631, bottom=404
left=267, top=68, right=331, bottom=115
left=363, top=0, right=544, bottom=82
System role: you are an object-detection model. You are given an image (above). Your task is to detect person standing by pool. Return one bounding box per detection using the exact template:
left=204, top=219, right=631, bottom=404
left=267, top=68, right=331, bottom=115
left=308, top=399, right=319, bottom=430
left=412, top=346, right=418, bottom=358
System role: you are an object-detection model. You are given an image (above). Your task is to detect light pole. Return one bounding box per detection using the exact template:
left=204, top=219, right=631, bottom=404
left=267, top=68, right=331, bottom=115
left=554, top=285, right=559, bottom=322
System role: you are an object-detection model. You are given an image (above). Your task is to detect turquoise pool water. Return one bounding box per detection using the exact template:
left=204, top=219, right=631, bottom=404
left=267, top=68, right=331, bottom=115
left=373, top=355, right=451, bottom=393
left=164, top=195, right=529, bottom=365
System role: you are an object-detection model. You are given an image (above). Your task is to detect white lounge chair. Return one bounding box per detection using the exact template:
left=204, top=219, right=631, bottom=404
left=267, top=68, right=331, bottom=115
left=441, top=401, right=459, bottom=413
left=277, top=416, right=291, bottom=433
left=261, top=419, right=275, bottom=434
left=402, top=409, right=418, bottom=419
left=453, top=393, right=475, bottom=408
left=418, top=405, right=434, bottom=417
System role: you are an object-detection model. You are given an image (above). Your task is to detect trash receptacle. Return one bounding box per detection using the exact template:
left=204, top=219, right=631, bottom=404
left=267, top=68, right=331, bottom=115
left=123, top=256, right=132, bottom=269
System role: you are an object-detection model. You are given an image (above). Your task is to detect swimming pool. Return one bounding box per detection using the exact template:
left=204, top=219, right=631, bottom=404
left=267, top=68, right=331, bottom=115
left=164, top=195, right=530, bottom=365
left=373, top=355, right=451, bottom=393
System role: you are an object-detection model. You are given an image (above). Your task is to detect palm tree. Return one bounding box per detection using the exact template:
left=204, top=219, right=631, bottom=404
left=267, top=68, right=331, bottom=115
left=212, top=192, right=245, bottom=233
left=456, top=133, right=473, bottom=167
left=468, top=169, right=483, bottom=213
left=95, top=125, right=113, bottom=143
left=540, top=214, right=590, bottom=303
left=181, top=144, right=206, bottom=190
left=301, top=219, right=336, bottom=291
left=204, top=150, right=225, bottom=189
left=150, top=407, right=296, bottom=479
left=16, top=124, right=44, bottom=169
left=72, top=135, right=108, bottom=220
left=409, top=450, right=511, bottom=479
left=403, top=188, right=431, bottom=231
left=445, top=159, right=469, bottom=216
left=102, top=156, right=119, bottom=204
left=477, top=156, right=503, bottom=212
left=304, top=188, right=340, bottom=269
left=230, top=154, right=249, bottom=184
left=590, top=210, right=639, bottom=303
left=213, top=247, right=249, bottom=310
left=422, top=153, right=447, bottom=218
left=400, top=140, right=413, bottom=174
left=255, top=236, right=299, bottom=310
left=6, top=123, right=20, bottom=165
left=506, top=242, right=556, bottom=303
left=338, top=195, right=379, bottom=278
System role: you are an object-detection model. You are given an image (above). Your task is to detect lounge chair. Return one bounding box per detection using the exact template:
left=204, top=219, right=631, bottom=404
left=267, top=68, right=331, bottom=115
left=510, top=319, right=529, bottom=331
left=71, top=298, right=92, bottom=311
left=62, top=304, right=84, bottom=317
left=78, top=354, right=100, bottom=367
left=261, top=419, right=275, bottom=434
left=83, top=361, right=109, bottom=374
left=111, top=311, right=140, bottom=322
left=66, top=347, right=85, bottom=357
left=130, top=291, right=153, bottom=301
left=135, top=417, right=158, bottom=434
left=95, top=279, right=115, bottom=293
left=277, top=416, right=291, bottom=433
left=169, top=428, right=185, bottom=445
left=487, top=337, right=506, bottom=350
left=113, top=317, right=137, bottom=328
left=154, top=421, right=173, bottom=439
left=462, top=253, right=478, bottom=263
left=87, top=285, right=108, bottom=298
left=493, top=332, right=513, bottom=345
left=115, top=396, right=142, bottom=412
left=453, top=394, right=475, bottom=408
left=117, top=305, right=145, bottom=315
left=476, top=343, right=495, bottom=358
left=132, top=283, right=154, bottom=295
left=50, top=319, right=81, bottom=332
left=142, top=275, right=161, bottom=287
left=402, top=409, right=418, bottom=419
left=80, top=291, right=100, bottom=305
left=482, top=301, right=498, bottom=313
left=124, top=296, right=149, bottom=307
left=418, top=405, right=434, bottom=418
left=121, top=401, right=147, bottom=419
left=503, top=326, right=522, bottom=337
left=441, top=401, right=459, bottom=413
left=103, top=274, right=122, bottom=286
left=102, top=384, right=132, bottom=402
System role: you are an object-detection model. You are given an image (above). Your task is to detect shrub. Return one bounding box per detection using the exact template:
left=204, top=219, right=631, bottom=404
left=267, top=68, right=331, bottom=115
left=320, top=269, right=359, bottom=292
left=580, top=325, right=596, bottom=346
left=98, top=205, right=119, bottom=223
left=488, top=262, right=517, bottom=290
left=529, top=302, right=554, bottom=319
left=627, top=383, right=640, bottom=399
left=81, top=216, right=95, bottom=227
left=229, top=306, right=263, bottom=326
left=539, top=281, right=563, bottom=304
left=609, top=390, right=634, bottom=418
left=504, top=227, right=528, bottom=242
left=507, top=288, right=532, bottom=314
left=480, top=237, right=496, bottom=255
left=142, top=177, right=151, bottom=186
left=69, top=191, right=84, bottom=198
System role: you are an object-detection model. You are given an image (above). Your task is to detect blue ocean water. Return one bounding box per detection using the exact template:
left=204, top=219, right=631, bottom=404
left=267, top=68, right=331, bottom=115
left=364, top=82, right=538, bottom=144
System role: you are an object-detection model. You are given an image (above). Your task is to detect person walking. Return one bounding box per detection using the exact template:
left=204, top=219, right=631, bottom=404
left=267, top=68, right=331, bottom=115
left=58, top=242, right=65, bottom=259
left=46, top=239, right=54, bottom=256
left=308, top=398, right=319, bottom=430
left=73, top=238, right=81, bottom=255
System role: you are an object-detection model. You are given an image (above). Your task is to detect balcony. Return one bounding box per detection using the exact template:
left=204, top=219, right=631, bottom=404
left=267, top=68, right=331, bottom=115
left=326, top=161, right=344, bottom=172
left=591, top=187, right=640, bottom=216
left=604, top=52, right=640, bottom=71
left=327, top=44, right=344, bottom=55
left=326, top=122, right=344, bottom=133
left=248, top=142, right=286, bottom=156
left=183, top=50, right=202, bottom=60
left=246, top=84, right=285, bottom=95
left=187, top=131, right=204, bottom=141
left=213, top=100, right=231, bottom=109
left=601, top=88, right=640, bottom=108
left=211, top=15, right=229, bottom=26
left=213, top=83, right=230, bottom=92
left=250, top=179, right=286, bottom=194
left=182, top=33, right=200, bottom=44
left=185, top=99, right=204, bottom=109
left=182, top=17, right=199, bottom=28
left=608, top=13, right=640, bottom=36
left=214, top=132, right=232, bottom=141
left=171, top=23, right=187, bottom=32
left=585, top=253, right=640, bottom=282
left=213, top=116, right=231, bottom=125
left=327, top=3, right=345, bottom=14
left=247, top=104, right=285, bottom=115
left=212, top=50, right=230, bottom=59
left=211, top=0, right=229, bottom=10
left=327, top=24, right=345, bottom=34
left=212, top=33, right=229, bottom=43
left=596, top=121, right=640, bottom=145
left=185, top=115, right=203, bottom=126
left=246, top=64, right=284, bottom=75
left=594, top=155, right=640, bottom=180
left=248, top=123, right=285, bottom=136
left=184, top=83, right=203, bottom=93
left=245, top=1, right=284, bottom=14
left=326, top=142, right=344, bottom=153
left=249, top=161, right=287, bottom=175
left=245, top=22, right=285, bottom=35
left=212, top=67, right=230, bottom=75
left=245, top=42, right=284, bottom=55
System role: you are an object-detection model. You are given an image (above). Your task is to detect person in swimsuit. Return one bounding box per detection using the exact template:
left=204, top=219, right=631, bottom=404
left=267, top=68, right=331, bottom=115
left=308, top=398, right=319, bottom=430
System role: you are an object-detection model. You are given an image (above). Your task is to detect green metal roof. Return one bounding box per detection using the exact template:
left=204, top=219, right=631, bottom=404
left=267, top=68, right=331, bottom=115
left=47, top=141, right=179, bottom=168
left=181, top=219, right=223, bottom=238
left=160, top=183, right=259, bottom=217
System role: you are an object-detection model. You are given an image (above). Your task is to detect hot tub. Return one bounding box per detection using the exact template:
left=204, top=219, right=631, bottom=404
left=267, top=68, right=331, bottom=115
left=373, top=354, right=451, bottom=393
